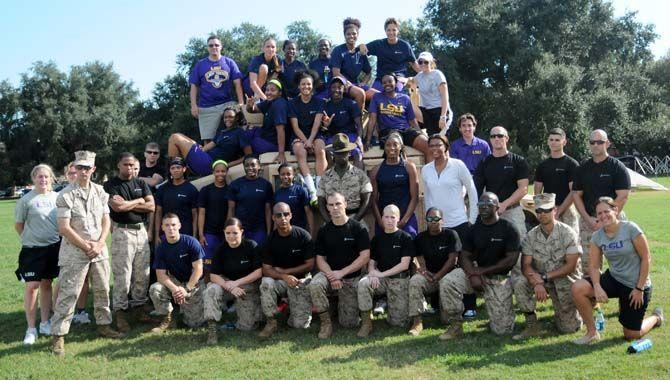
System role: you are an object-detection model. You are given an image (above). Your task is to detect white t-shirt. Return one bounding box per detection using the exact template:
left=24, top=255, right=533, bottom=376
left=421, top=158, right=478, bottom=227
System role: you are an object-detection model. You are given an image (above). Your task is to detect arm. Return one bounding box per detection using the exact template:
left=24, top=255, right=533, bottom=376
left=264, top=257, right=315, bottom=279
left=186, top=259, right=204, bottom=290
left=156, top=269, right=180, bottom=293
left=290, top=118, right=308, bottom=142
left=139, top=175, right=163, bottom=188
left=201, top=141, right=217, bottom=153
left=370, top=166, right=382, bottom=226
left=461, top=166, right=479, bottom=224
left=305, top=206, right=316, bottom=237
left=533, top=181, right=543, bottom=196
left=354, top=192, right=371, bottom=221
left=58, top=218, right=92, bottom=252
left=556, top=182, right=574, bottom=217
left=275, top=125, right=287, bottom=163
left=477, top=250, right=520, bottom=276
left=438, top=83, right=449, bottom=131
left=614, top=189, right=630, bottom=212
left=15, top=222, right=24, bottom=236
left=190, top=84, right=199, bottom=118
left=317, top=197, right=329, bottom=222
left=337, top=249, right=370, bottom=278
left=307, top=113, right=324, bottom=144
left=499, top=178, right=528, bottom=212
left=316, top=255, right=332, bottom=273
left=191, top=208, right=198, bottom=239
left=154, top=205, right=163, bottom=243
left=227, top=200, right=235, bottom=221
left=233, top=78, right=244, bottom=105
left=227, top=146, right=253, bottom=168
left=265, top=203, right=272, bottom=234
left=401, top=162, right=419, bottom=227
left=547, top=254, right=579, bottom=281
left=433, top=252, right=458, bottom=281
left=365, top=112, right=377, bottom=148
left=572, top=190, right=598, bottom=230
left=377, top=256, right=411, bottom=278
left=197, top=208, right=206, bottom=245
left=108, top=196, right=144, bottom=213
left=248, top=72, right=267, bottom=100
left=134, top=195, right=155, bottom=213
left=231, top=267, right=262, bottom=288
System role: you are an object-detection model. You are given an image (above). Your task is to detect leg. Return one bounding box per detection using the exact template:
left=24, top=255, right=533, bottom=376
left=482, top=276, right=515, bottom=335
left=51, top=262, right=90, bottom=336
left=167, top=133, right=196, bottom=158
left=76, top=274, right=89, bottom=310
left=439, top=268, right=473, bottom=323
left=234, top=283, right=261, bottom=331
left=257, top=64, right=269, bottom=88
left=111, top=228, right=133, bottom=312
left=548, top=279, right=582, bottom=333
left=313, top=139, right=328, bottom=177
left=180, top=280, right=205, bottom=328
left=356, top=276, right=379, bottom=313
left=578, top=217, right=594, bottom=275
left=203, top=283, right=226, bottom=322
left=571, top=279, right=597, bottom=337
left=512, top=271, right=536, bottom=315
left=293, top=141, right=311, bottom=179
left=339, top=277, right=361, bottom=328
left=408, top=274, right=436, bottom=318
left=286, top=278, right=313, bottom=329
left=386, top=278, right=410, bottom=327
left=88, top=259, right=112, bottom=326
left=24, top=282, right=41, bottom=328
left=260, top=277, right=288, bottom=319
left=39, top=279, right=54, bottom=322
left=308, top=272, right=331, bottom=315
left=129, top=228, right=150, bottom=307
left=149, top=282, right=175, bottom=316
left=411, top=134, right=431, bottom=163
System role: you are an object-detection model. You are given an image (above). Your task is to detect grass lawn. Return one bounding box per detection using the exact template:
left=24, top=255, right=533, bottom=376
left=1, top=180, right=669, bottom=379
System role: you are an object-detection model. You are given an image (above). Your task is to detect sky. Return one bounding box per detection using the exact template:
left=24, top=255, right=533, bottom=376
left=1, top=0, right=668, bottom=100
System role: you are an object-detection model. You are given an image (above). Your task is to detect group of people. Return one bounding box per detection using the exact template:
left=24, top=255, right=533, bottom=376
left=13, top=15, right=664, bottom=357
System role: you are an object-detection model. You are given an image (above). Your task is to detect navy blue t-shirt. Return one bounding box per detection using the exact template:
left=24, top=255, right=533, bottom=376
left=274, top=184, right=310, bottom=229
left=228, top=177, right=274, bottom=232
left=288, top=96, right=325, bottom=137
left=197, top=183, right=228, bottom=235
left=258, top=98, right=289, bottom=144
left=155, top=181, right=199, bottom=236
left=366, top=38, right=416, bottom=79
left=282, top=59, right=307, bottom=98
left=208, top=126, right=250, bottom=163
left=330, top=44, right=371, bottom=83
left=308, top=57, right=332, bottom=83
left=324, top=98, right=361, bottom=136
left=153, top=234, right=204, bottom=283
left=376, top=159, right=411, bottom=215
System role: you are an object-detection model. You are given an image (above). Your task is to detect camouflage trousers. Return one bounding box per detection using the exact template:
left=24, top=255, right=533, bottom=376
left=512, top=273, right=582, bottom=333
left=501, top=206, right=526, bottom=280
left=111, top=225, right=150, bottom=311
left=260, top=276, right=312, bottom=328
left=408, top=273, right=449, bottom=322
left=358, top=275, right=409, bottom=327
left=441, top=268, right=515, bottom=335
left=51, top=259, right=112, bottom=336
left=149, top=276, right=205, bottom=327
left=559, top=206, right=580, bottom=237
left=204, top=281, right=261, bottom=331
left=308, top=272, right=360, bottom=328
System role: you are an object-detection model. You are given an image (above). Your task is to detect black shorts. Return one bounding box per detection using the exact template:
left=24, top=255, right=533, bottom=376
left=588, top=270, right=652, bottom=331
left=379, top=128, right=424, bottom=148
left=419, top=106, right=442, bottom=136
left=15, top=241, right=61, bottom=282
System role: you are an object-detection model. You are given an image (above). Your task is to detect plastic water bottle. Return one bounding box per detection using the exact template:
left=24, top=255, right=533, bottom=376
left=323, top=66, right=330, bottom=83
left=627, top=338, right=653, bottom=354
left=595, top=307, right=605, bottom=332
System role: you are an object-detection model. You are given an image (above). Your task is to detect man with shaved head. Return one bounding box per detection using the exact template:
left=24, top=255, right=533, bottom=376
left=572, top=129, right=630, bottom=273
left=258, top=202, right=315, bottom=338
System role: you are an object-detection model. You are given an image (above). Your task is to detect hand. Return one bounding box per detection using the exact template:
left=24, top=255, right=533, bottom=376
left=593, top=283, right=609, bottom=304
left=528, top=272, right=543, bottom=286
left=438, top=118, right=447, bottom=131
left=356, top=138, right=364, bottom=153
left=369, top=276, right=380, bottom=289
left=398, top=218, right=407, bottom=229
left=274, top=152, right=287, bottom=164
left=321, top=112, right=335, bottom=128
left=110, top=195, right=126, bottom=206
left=534, top=284, right=549, bottom=302
left=629, top=288, right=644, bottom=309
left=498, top=202, right=509, bottom=214
left=468, top=274, right=483, bottom=292
left=191, top=104, right=199, bottom=118
left=422, top=271, right=436, bottom=283
left=358, top=44, right=368, bottom=56
left=152, top=173, right=164, bottom=183
left=245, top=95, right=255, bottom=110
left=148, top=233, right=153, bottom=243
left=304, top=138, right=314, bottom=150
left=172, top=286, right=187, bottom=305
left=327, top=270, right=344, bottom=281
left=284, top=274, right=300, bottom=288
left=588, top=217, right=600, bottom=231
left=199, top=235, right=207, bottom=247
left=231, top=286, right=246, bottom=298
left=85, top=240, right=104, bottom=259
left=330, top=279, right=343, bottom=290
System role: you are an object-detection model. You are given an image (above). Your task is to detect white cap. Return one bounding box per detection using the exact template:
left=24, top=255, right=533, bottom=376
left=418, top=52, right=434, bottom=62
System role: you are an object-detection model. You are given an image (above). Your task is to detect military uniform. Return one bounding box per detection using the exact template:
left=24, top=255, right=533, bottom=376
left=150, top=276, right=205, bottom=327
left=310, top=273, right=361, bottom=327
left=316, top=164, right=372, bottom=211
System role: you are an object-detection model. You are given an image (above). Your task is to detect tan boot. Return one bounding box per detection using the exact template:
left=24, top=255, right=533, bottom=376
left=150, top=312, right=173, bottom=333
left=258, top=317, right=277, bottom=339
left=513, top=313, right=541, bottom=340
left=408, top=316, right=424, bottom=337
left=134, top=306, right=155, bottom=324
left=97, top=325, right=126, bottom=339
left=317, top=312, right=332, bottom=339
left=51, top=335, right=65, bottom=356
left=357, top=311, right=373, bottom=338
left=115, top=310, right=130, bottom=334
left=439, top=321, right=463, bottom=341
left=206, top=321, right=218, bottom=345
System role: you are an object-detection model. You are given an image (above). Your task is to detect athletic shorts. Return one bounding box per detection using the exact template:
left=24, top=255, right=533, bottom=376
left=15, top=241, right=61, bottom=282
left=379, top=128, right=424, bottom=148
left=186, top=144, right=214, bottom=176
left=202, top=233, right=222, bottom=270
left=588, top=270, right=652, bottom=331
left=247, top=127, right=279, bottom=155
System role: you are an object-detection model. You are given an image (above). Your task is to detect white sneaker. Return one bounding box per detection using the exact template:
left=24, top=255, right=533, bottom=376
left=422, top=300, right=436, bottom=315
left=226, top=304, right=236, bottom=314
left=39, top=320, right=51, bottom=336
left=72, top=310, right=91, bottom=324
left=23, top=328, right=38, bottom=345
left=373, top=300, right=387, bottom=316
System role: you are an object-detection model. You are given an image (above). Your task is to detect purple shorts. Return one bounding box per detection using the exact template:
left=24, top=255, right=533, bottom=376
left=202, top=233, right=222, bottom=270
left=374, top=214, right=418, bottom=238
left=244, top=228, right=267, bottom=246
left=323, top=132, right=362, bottom=159
left=349, top=83, right=370, bottom=92
left=186, top=144, right=214, bottom=176
left=372, top=78, right=404, bottom=93
left=313, top=88, right=329, bottom=100
left=247, top=128, right=279, bottom=155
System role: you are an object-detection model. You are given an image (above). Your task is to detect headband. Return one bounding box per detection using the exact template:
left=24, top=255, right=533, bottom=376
left=268, top=79, right=283, bottom=90
left=211, top=160, right=228, bottom=169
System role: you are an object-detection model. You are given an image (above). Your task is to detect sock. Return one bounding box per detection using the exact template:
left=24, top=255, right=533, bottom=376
left=304, top=174, right=316, bottom=196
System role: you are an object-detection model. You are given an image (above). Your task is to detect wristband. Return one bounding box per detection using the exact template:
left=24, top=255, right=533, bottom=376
left=635, top=286, right=644, bottom=292
left=439, top=115, right=447, bottom=120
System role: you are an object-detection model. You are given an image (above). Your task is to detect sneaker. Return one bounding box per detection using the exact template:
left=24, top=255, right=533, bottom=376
left=309, top=194, right=318, bottom=207
left=226, top=304, right=236, bottom=314
left=39, top=320, right=52, bottom=336
left=23, top=328, right=38, bottom=345
left=572, top=332, right=601, bottom=345
left=463, top=310, right=477, bottom=319
left=422, top=301, right=436, bottom=315
left=652, top=307, right=664, bottom=328
left=373, top=300, right=387, bottom=316
left=72, top=310, right=91, bottom=324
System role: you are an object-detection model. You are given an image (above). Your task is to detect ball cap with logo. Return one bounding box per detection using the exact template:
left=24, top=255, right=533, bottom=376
left=73, top=150, right=96, bottom=166
left=169, top=157, right=186, bottom=168
left=533, top=193, right=556, bottom=210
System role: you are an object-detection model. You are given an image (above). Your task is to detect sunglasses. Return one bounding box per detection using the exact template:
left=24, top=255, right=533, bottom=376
left=426, top=216, right=442, bottom=222
left=75, top=165, right=92, bottom=171
left=208, top=44, right=220, bottom=48
left=273, top=212, right=291, bottom=218
left=535, top=208, right=554, bottom=214
left=490, top=134, right=507, bottom=139
left=145, top=150, right=159, bottom=155
left=417, top=60, right=430, bottom=65
left=589, top=140, right=606, bottom=145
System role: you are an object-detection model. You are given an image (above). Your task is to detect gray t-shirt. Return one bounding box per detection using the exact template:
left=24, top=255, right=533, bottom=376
left=415, top=69, right=447, bottom=109
left=14, top=190, right=60, bottom=247
left=591, top=221, right=651, bottom=289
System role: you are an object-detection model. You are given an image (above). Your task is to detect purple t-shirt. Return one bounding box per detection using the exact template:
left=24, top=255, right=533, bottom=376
left=449, top=137, right=491, bottom=174
left=369, top=92, right=415, bottom=132
left=189, top=56, right=242, bottom=108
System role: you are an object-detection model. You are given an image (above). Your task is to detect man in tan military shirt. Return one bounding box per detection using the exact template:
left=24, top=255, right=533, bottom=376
left=512, top=193, right=583, bottom=340
left=51, top=151, right=124, bottom=356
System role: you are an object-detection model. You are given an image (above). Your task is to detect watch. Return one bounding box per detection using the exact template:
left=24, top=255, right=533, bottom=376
left=541, top=273, right=549, bottom=283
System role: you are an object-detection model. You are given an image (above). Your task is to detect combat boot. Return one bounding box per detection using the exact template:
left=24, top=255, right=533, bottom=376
left=150, top=312, right=173, bottom=333
left=317, top=312, right=332, bottom=339
left=115, top=310, right=130, bottom=334
left=408, top=316, right=424, bottom=337
left=439, top=321, right=463, bottom=340
left=134, top=305, right=156, bottom=323
left=98, top=324, right=125, bottom=339
left=258, top=317, right=277, bottom=339
left=51, top=335, right=65, bottom=356
left=206, top=321, right=218, bottom=345
left=513, top=313, right=541, bottom=340
left=357, top=311, right=373, bottom=338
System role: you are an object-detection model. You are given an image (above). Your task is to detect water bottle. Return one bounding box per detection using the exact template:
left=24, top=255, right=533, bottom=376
left=627, top=338, right=653, bottom=354
left=595, top=307, right=605, bottom=332
left=323, top=66, right=330, bottom=83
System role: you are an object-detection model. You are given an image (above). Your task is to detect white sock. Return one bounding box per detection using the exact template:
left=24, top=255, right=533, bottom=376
left=304, top=174, right=316, bottom=195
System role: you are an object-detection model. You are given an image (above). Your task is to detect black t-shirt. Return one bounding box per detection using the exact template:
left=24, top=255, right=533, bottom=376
left=211, top=238, right=261, bottom=280
left=474, top=152, right=529, bottom=203
left=103, top=176, right=152, bottom=224
left=262, top=227, right=314, bottom=276
left=371, top=229, right=414, bottom=273
left=573, top=156, right=631, bottom=216
left=155, top=181, right=199, bottom=236
left=139, top=162, right=166, bottom=192
left=315, top=219, right=370, bottom=279
left=462, top=218, right=520, bottom=274
left=197, top=183, right=228, bottom=234
left=414, top=228, right=460, bottom=273
left=535, top=155, right=579, bottom=205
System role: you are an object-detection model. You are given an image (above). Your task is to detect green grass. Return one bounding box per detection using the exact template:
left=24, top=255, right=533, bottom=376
left=1, top=182, right=669, bottom=379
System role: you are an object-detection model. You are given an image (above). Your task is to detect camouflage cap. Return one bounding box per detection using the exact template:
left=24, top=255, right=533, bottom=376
left=533, top=193, right=556, bottom=210
left=73, top=151, right=96, bottom=167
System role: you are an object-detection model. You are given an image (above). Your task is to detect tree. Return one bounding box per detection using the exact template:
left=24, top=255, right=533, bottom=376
left=285, top=20, right=328, bottom=62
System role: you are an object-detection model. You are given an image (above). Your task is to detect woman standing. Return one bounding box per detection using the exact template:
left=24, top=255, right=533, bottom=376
left=409, top=52, right=452, bottom=136
left=370, top=132, right=419, bottom=237
left=274, top=164, right=315, bottom=236
left=227, top=156, right=273, bottom=245
left=197, top=160, right=229, bottom=278
left=15, top=164, right=60, bottom=345
left=572, top=197, right=663, bottom=344
left=281, top=40, right=307, bottom=99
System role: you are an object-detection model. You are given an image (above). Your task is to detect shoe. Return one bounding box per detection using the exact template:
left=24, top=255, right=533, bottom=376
left=463, top=310, right=477, bottom=319
left=309, top=194, right=318, bottom=207
left=373, top=300, right=387, bottom=316
left=206, top=321, right=218, bottom=345
left=572, top=332, right=601, bottom=345
left=115, top=310, right=130, bottom=334
left=51, top=335, right=65, bottom=356
left=652, top=307, right=664, bottom=328
left=258, top=318, right=277, bottom=339
left=317, top=312, right=332, bottom=339
left=226, top=304, right=236, bottom=314
left=512, top=314, right=541, bottom=341
left=408, top=316, right=423, bottom=337
left=151, top=312, right=173, bottom=333
left=72, top=310, right=91, bottom=325
left=277, top=299, right=289, bottom=313
left=39, top=320, right=52, bottom=336
left=439, top=322, right=464, bottom=341
left=133, top=307, right=156, bottom=324
left=23, top=328, right=38, bottom=345
left=357, top=311, right=373, bottom=338
left=97, top=325, right=126, bottom=339
left=422, top=301, right=436, bottom=315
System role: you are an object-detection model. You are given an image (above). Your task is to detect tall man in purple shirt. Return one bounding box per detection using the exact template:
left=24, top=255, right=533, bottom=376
left=189, top=35, right=244, bottom=142
left=449, top=113, right=491, bottom=175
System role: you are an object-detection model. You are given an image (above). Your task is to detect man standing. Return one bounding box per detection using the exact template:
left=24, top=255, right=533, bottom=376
left=138, top=142, right=165, bottom=191
left=449, top=113, right=491, bottom=175
left=572, top=129, right=630, bottom=273
left=51, top=151, right=124, bottom=356
left=512, top=193, right=582, bottom=340
left=103, top=153, right=155, bottom=333
left=190, top=35, right=244, bottom=142
left=534, top=128, right=580, bottom=234
left=149, top=213, right=205, bottom=332
left=154, top=157, right=199, bottom=243
left=308, top=192, right=370, bottom=339
left=439, top=192, right=521, bottom=339
left=258, top=203, right=315, bottom=338
left=317, top=133, right=372, bottom=223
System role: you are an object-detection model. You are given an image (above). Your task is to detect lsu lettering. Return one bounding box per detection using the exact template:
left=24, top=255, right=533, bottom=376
left=378, top=102, right=405, bottom=117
